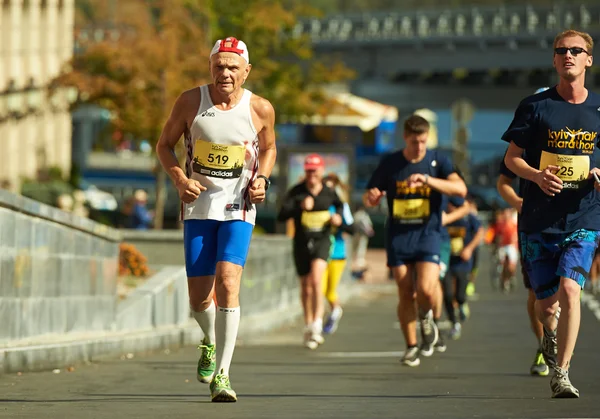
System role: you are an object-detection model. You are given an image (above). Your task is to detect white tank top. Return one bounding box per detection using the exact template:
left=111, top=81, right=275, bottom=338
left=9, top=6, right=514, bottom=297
left=182, top=85, right=259, bottom=225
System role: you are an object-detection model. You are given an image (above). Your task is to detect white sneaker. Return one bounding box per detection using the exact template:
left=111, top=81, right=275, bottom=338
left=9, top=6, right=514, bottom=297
left=551, top=367, right=579, bottom=398
left=303, top=328, right=320, bottom=349
left=311, top=332, right=325, bottom=345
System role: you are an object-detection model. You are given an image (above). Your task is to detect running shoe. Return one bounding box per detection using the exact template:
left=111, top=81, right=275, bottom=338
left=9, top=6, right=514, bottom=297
left=210, top=370, right=237, bottom=402
left=434, top=332, right=447, bottom=353
left=303, top=329, right=318, bottom=350
left=196, top=339, right=216, bottom=383
left=466, top=282, right=475, bottom=297
left=401, top=346, right=420, bottom=367
left=449, top=322, right=462, bottom=340
left=550, top=367, right=579, bottom=398
left=303, top=327, right=323, bottom=349
left=323, top=307, right=343, bottom=335
left=459, top=303, right=470, bottom=322
left=419, top=310, right=439, bottom=351
left=530, top=349, right=549, bottom=376
left=541, top=327, right=557, bottom=369
left=312, top=332, right=325, bottom=345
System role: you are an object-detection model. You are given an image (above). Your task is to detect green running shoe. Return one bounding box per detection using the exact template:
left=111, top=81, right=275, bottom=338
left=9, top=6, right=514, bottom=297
left=196, top=340, right=216, bottom=383
left=530, top=349, right=549, bottom=376
left=466, top=282, right=475, bottom=297
left=210, top=370, right=237, bottom=402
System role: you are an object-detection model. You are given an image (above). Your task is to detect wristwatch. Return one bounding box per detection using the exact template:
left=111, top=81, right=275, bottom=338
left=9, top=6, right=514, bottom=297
left=256, top=175, right=271, bottom=190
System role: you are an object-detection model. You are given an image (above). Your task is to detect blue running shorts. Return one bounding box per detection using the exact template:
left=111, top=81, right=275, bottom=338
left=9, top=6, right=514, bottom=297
left=183, top=219, right=254, bottom=277
left=520, top=229, right=600, bottom=300
left=386, top=230, right=441, bottom=267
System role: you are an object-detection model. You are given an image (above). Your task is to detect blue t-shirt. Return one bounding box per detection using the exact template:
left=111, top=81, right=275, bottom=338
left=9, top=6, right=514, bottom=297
left=329, top=202, right=354, bottom=260
left=440, top=195, right=466, bottom=241
left=501, top=87, right=600, bottom=234
left=447, top=213, right=482, bottom=272
left=366, top=149, right=455, bottom=236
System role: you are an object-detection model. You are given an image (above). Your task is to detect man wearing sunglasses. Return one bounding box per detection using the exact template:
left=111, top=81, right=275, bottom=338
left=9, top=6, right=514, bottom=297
left=503, top=30, right=600, bottom=399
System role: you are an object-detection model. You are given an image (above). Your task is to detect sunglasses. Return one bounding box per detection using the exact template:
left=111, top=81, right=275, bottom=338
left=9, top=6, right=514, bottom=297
left=554, top=47, right=590, bottom=56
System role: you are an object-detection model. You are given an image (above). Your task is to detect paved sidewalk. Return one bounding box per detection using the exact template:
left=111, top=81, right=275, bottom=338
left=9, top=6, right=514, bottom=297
left=1, top=248, right=600, bottom=419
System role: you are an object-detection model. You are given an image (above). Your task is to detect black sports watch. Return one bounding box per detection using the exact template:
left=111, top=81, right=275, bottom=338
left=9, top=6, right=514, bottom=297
left=256, top=175, right=271, bottom=190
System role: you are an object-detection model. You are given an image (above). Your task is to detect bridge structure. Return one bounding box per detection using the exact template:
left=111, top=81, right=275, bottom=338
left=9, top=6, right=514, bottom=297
left=294, top=3, right=600, bottom=82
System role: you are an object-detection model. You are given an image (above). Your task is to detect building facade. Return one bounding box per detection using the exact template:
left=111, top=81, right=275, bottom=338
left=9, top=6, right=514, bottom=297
left=0, top=0, right=75, bottom=192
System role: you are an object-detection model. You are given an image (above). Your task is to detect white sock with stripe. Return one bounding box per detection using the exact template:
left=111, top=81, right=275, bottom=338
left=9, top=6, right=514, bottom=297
left=191, top=301, right=216, bottom=344
left=215, top=306, right=240, bottom=377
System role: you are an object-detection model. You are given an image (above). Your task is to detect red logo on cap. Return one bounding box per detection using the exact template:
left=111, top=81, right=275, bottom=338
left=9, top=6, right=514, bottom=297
left=218, top=37, right=245, bottom=55
left=304, top=153, right=325, bottom=169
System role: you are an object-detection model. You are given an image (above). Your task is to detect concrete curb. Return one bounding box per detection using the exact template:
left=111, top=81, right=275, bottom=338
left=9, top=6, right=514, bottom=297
left=0, top=280, right=390, bottom=375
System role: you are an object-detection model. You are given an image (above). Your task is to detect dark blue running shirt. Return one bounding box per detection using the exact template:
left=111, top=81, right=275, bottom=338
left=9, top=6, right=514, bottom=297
left=440, top=195, right=466, bottom=241
left=501, top=87, right=600, bottom=234
left=367, top=149, right=455, bottom=235
left=447, top=213, right=482, bottom=272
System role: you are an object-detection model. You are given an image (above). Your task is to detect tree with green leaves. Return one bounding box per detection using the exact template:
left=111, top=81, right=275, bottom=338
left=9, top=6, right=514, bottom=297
left=54, top=0, right=354, bottom=228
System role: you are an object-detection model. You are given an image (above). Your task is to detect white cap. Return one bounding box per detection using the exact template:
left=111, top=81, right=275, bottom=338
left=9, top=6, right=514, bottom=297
left=210, top=37, right=249, bottom=63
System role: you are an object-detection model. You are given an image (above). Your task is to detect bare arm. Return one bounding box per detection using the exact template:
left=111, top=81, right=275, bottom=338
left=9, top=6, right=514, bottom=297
left=464, top=226, right=485, bottom=253
left=504, top=142, right=538, bottom=183
left=156, top=89, right=205, bottom=203
left=425, top=172, right=468, bottom=197
left=505, top=141, right=562, bottom=196
left=155, top=90, right=196, bottom=188
left=363, top=188, right=385, bottom=208
left=253, top=97, right=277, bottom=182
left=442, top=202, right=471, bottom=226
left=496, top=174, right=523, bottom=213
left=247, top=96, right=277, bottom=204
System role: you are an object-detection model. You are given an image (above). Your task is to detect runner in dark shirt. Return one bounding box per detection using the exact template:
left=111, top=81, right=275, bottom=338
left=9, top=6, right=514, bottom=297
left=503, top=29, right=600, bottom=398
left=364, top=114, right=467, bottom=367
left=278, top=153, right=342, bottom=350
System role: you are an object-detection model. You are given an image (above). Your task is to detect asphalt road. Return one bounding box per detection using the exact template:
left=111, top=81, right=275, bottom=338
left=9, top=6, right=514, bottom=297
left=1, top=268, right=600, bottom=419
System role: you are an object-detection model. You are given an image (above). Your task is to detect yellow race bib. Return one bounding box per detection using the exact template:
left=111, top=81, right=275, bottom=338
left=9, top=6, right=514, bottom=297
left=539, top=151, right=589, bottom=184
left=450, top=237, right=464, bottom=256
left=301, top=211, right=331, bottom=231
left=193, top=139, right=246, bottom=179
left=393, top=199, right=430, bottom=221
left=447, top=226, right=467, bottom=255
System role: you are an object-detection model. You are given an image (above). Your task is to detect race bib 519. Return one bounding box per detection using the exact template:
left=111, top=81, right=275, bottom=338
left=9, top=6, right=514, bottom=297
left=193, top=139, right=245, bottom=179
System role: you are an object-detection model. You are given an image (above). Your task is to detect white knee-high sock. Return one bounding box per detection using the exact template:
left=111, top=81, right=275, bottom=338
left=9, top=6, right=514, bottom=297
left=215, top=306, right=240, bottom=376
left=191, top=301, right=216, bottom=344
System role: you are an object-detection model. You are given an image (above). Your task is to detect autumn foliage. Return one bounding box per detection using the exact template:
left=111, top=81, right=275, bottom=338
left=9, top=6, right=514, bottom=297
left=119, top=243, right=150, bottom=277
left=54, top=0, right=355, bottom=228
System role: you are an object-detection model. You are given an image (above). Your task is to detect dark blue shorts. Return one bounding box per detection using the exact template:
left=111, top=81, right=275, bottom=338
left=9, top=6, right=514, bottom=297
left=183, top=219, right=254, bottom=277
left=386, top=230, right=440, bottom=267
left=520, top=229, right=600, bottom=300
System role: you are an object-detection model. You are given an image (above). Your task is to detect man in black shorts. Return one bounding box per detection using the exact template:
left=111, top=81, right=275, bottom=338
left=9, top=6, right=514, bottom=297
left=278, top=154, right=343, bottom=349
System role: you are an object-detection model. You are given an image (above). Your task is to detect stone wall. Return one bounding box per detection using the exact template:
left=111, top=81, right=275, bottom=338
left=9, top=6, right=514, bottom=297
left=0, top=189, right=121, bottom=344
